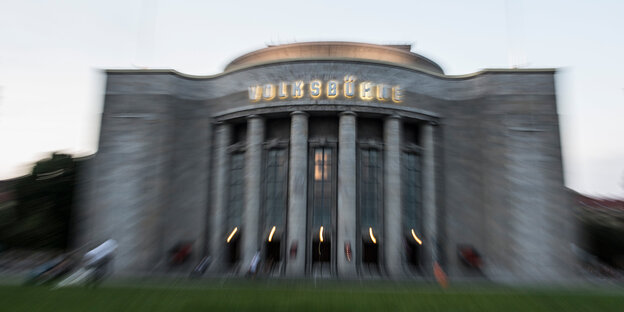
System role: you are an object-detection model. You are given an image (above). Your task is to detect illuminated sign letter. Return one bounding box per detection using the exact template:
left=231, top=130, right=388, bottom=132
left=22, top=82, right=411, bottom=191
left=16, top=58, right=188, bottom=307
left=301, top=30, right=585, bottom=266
left=392, top=86, right=403, bottom=103
left=310, top=80, right=321, bottom=98
left=376, top=84, right=390, bottom=101
left=278, top=82, right=288, bottom=99
left=344, top=75, right=356, bottom=98
left=263, top=84, right=275, bottom=100
left=292, top=80, right=304, bottom=98
left=359, top=82, right=374, bottom=100
left=327, top=80, right=338, bottom=98
left=248, top=75, right=402, bottom=103
left=248, top=85, right=261, bottom=102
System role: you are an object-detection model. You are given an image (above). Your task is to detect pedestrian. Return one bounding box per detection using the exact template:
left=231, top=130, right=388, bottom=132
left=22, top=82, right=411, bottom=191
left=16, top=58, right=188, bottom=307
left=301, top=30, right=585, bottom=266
left=248, top=250, right=261, bottom=278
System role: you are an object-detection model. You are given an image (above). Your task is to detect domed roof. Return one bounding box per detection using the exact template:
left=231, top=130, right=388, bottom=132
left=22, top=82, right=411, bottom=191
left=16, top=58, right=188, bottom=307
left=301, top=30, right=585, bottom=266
left=224, top=41, right=444, bottom=74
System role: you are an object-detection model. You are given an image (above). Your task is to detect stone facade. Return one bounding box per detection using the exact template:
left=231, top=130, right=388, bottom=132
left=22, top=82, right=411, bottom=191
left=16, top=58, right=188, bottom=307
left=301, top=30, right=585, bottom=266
left=76, top=42, right=576, bottom=282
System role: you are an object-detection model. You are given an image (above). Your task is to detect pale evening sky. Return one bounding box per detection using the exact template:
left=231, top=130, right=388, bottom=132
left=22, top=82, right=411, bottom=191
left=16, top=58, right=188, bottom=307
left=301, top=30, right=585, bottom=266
left=0, top=0, right=623, bottom=197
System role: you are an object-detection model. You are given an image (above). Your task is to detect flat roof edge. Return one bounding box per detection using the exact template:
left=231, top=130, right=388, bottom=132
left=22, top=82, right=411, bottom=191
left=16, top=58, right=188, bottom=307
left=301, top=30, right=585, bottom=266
left=104, top=59, right=556, bottom=80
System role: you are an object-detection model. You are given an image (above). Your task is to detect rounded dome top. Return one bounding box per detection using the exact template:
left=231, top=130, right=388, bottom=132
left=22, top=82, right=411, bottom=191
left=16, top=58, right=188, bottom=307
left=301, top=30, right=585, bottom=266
left=224, top=41, right=444, bottom=74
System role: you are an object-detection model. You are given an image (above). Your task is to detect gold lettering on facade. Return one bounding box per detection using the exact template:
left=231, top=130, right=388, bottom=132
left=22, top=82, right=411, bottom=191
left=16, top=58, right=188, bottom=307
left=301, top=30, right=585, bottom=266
left=359, top=82, right=374, bottom=100
left=292, top=80, right=304, bottom=98
left=344, top=75, right=356, bottom=98
left=248, top=85, right=261, bottom=102
left=278, top=82, right=288, bottom=99
left=376, top=84, right=390, bottom=101
left=263, top=84, right=275, bottom=100
left=247, top=76, right=403, bottom=103
left=392, top=86, right=403, bottom=103
left=310, top=80, right=322, bottom=98
left=327, top=80, right=338, bottom=98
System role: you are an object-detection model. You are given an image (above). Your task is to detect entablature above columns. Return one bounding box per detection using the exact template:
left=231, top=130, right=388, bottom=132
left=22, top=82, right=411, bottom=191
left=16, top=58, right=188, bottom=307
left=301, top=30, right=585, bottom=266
left=213, top=103, right=439, bottom=124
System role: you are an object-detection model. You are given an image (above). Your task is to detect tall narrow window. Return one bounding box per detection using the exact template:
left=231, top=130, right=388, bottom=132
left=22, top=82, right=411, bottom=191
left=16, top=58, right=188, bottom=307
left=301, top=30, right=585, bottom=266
left=402, top=152, right=422, bottom=231
left=312, top=147, right=332, bottom=227
left=227, top=152, right=245, bottom=230
left=359, top=148, right=382, bottom=228
left=402, top=151, right=422, bottom=267
left=264, top=148, right=288, bottom=227
left=225, top=152, right=244, bottom=265
left=263, top=148, right=287, bottom=267
left=358, top=147, right=382, bottom=267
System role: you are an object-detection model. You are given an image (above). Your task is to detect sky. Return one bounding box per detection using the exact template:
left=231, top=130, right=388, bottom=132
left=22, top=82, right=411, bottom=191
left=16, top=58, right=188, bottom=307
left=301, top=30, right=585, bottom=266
left=0, top=0, right=622, bottom=197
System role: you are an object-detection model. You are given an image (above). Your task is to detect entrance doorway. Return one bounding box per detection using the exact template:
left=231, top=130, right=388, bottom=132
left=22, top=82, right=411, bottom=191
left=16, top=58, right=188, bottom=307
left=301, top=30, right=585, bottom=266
left=263, top=239, right=281, bottom=276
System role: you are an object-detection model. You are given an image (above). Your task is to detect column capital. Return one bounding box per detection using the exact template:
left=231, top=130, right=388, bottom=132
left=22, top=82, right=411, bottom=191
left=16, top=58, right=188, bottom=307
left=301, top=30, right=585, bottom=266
left=428, top=120, right=439, bottom=126
left=290, top=111, right=309, bottom=118
left=339, top=111, right=357, bottom=118
left=385, top=114, right=402, bottom=121
left=246, top=114, right=264, bottom=121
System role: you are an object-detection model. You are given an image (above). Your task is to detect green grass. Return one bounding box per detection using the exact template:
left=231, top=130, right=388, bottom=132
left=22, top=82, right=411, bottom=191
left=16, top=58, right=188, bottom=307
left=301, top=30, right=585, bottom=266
left=0, top=280, right=623, bottom=312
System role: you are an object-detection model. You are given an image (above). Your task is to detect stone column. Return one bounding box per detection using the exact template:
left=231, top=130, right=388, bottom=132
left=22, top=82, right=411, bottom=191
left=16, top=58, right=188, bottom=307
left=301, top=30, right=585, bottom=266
left=209, top=122, right=231, bottom=271
left=286, top=111, right=309, bottom=277
left=384, top=115, right=402, bottom=277
left=241, top=115, right=264, bottom=272
left=337, top=111, right=357, bottom=277
left=421, top=122, right=438, bottom=267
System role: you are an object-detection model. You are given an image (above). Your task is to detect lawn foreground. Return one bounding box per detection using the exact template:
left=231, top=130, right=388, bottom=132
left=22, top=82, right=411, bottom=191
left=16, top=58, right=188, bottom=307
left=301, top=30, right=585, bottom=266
left=1, top=280, right=623, bottom=312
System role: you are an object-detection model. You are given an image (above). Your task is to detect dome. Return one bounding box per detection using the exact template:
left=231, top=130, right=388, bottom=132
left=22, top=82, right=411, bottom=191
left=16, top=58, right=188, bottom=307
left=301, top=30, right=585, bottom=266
left=224, top=41, right=444, bottom=74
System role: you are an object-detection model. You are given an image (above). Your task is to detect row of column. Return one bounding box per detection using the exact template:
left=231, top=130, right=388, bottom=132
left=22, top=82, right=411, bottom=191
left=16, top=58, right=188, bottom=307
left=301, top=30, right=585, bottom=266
left=210, top=111, right=437, bottom=277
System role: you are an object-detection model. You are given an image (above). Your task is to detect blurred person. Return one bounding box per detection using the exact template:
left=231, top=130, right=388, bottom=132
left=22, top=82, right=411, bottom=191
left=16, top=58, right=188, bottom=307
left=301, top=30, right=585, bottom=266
left=247, top=249, right=261, bottom=278
left=84, top=239, right=117, bottom=285
left=433, top=262, right=448, bottom=288
left=169, top=242, right=193, bottom=267
left=190, top=255, right=211, bottom=278
left=56, top=239, right=117, bottom=287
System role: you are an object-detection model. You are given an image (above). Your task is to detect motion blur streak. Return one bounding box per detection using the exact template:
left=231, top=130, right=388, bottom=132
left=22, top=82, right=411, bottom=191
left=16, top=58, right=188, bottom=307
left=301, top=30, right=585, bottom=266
left=226, top=227, right=238, bottom=243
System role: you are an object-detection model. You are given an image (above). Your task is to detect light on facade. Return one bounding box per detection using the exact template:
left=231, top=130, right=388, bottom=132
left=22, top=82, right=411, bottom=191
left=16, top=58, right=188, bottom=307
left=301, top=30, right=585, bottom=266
left=268, top=226, right=276, bottom=242
left=369, top=227, right=377, bottom=244
left=226, top=227, right=238, bottom=243
left=411, top=229, right=422, bottom=245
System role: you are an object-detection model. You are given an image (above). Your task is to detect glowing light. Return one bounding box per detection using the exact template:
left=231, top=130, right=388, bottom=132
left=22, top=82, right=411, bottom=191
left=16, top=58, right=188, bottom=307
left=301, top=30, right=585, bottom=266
left=262, top=84, right=275, bottom=100
left=369, top=227, right=377, bottom=244
left=314, top=150, right=330, bottom=181
left=323, top=152, right=330, bottom=180
left=226, top=227, right=238, bottom=243
left=248, top=86, right=261, bottom=102
left=411, top=229, right=423, bottom=245
left=359, top=82, right=374, bottom=100
left=319, top=226, right=324, bottom=243
left=310, top=80, right=322, bottom=98
left=344, top=75, right=356, bottom=98
left=292, top=80, right=304, bottom=98
left=268, top=226, right=276, bottom=242
left=314, top=151, right=323, bottom=181
left=278, top=82, right=288, bottom=99
left=326, top=80, right=338, bottom=98
left=376, top=84, right=390, bottom=101
left=392, top=86, right=403, bottom=103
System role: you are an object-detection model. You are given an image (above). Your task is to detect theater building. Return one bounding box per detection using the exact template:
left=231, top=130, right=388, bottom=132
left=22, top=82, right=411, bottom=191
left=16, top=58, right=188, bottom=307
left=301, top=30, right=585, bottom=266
left=76, top=42, right=576, bottom=282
